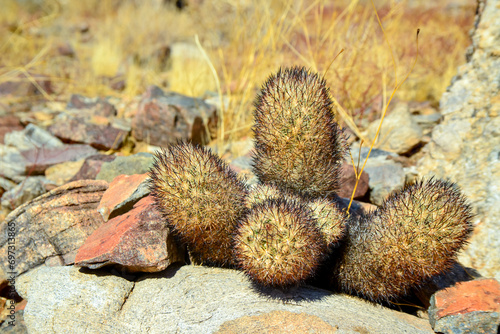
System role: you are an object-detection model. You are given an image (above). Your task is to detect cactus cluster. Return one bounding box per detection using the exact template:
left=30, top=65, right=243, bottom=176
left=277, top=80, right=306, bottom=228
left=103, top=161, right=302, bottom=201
left=149, top=66, right=473, bottom=303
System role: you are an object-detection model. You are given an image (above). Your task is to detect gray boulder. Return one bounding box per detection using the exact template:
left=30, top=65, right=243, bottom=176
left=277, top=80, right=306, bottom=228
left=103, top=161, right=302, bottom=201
left=16, top=265, right=433, bottom=334
left=417, top=0, right=500, bottom=280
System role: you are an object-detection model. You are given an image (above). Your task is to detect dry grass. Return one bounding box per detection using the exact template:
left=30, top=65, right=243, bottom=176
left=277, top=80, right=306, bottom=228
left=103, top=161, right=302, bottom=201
left=0, top=0, right=475, bottom=144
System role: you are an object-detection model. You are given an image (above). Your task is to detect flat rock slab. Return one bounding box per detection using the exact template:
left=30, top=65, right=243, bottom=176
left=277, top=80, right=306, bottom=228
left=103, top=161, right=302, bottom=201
left=97, top=173, right=150, bottom=221
left=17, top=265, right=433, bottom=334
left=0, top=180, right=108, bottom=282
left=20, top=144, right=98, bottom=175
left=76, top=195, right=183, bottom=272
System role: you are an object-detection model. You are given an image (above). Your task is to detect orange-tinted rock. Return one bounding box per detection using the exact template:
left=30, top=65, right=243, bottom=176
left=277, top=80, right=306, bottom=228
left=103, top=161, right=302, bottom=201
left=216, top=310, right=338, bottom=333
left=0, top=180, right=108, bottom=282
left=97, top=173, right=150, bottom=221
left=75, top=196, right=183, bottom=273
left=337, top=163, right=369, bottom=199
left=429, top=278, right=500, bottom=333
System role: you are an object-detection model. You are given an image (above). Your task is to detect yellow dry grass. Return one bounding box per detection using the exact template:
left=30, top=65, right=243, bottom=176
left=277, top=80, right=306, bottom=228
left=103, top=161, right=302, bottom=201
left=0, top=0, right=475, bottom=145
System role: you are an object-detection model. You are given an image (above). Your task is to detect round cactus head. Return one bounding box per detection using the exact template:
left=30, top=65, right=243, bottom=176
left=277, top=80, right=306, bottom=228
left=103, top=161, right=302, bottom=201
left=334, top=178, right=473, bottom=302
left=307, top=198, right=347, bottom=249
left=234, top=198, right=327, bottom=288
left=149, top=142, right=249, bottom=267
left=252, top=66, right=348, bottom=199
left=246, top=183, right=302, bottom=209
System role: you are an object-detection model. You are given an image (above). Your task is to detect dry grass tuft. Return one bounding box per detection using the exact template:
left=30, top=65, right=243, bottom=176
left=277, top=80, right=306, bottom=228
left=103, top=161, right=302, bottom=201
left=0, top=0, right=475, bottom=144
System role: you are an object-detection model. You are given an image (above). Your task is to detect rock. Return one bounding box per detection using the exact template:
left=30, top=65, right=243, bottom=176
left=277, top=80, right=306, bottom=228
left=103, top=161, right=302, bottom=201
left=350, top=147, right=405, bottom=205
left=0, top=144, right=94, bottom=183
left=56, top=42, right=75, bottom=58
left=367, top=163, right=406, bottom=205
left=337, top=163, right=369, bottom=199
left=216, top=310, right=338, bottom=333
left=44, top=160, right=86, bottom=186
left=366, top=103, right=424, bottom=154
left=411, top=112, right=442, bottom=132
left=132, top=85, right=218, bottom=146
left=417, top=0, right=500, bottom=280
left=428, top=278, right=500, bottom=333
left=0, top=309, right=27, bottom=334
left=0, top=177, right=17, bottom=198
left=1, top=176, right=55, bottom=210
left=0, top=115, right=23, bottom=144
left=4, top=123, right=63, bottom=151
left=75, top=196, right=183, bottom=272
left=16, top=266, right=133, bottom=333
left=17, top=265, right=433, bottom=333
left=48, top=115, right=128, bottom=151
left=415, top=261, right=479, bottom=308
left=228, top=153, right=258, bottom=186
left=20, top=144, right=98, bottom=175
left=97, top=173, right=150, bottom=221
left=67, top=95, right=117, bottom=118
left=0, top=146, right=29, bottom=181
left=96, top=152, right=154, bottom=182
left=69, top=154, right=116, bottom=181
left=0, top=180, right=108, bottom=282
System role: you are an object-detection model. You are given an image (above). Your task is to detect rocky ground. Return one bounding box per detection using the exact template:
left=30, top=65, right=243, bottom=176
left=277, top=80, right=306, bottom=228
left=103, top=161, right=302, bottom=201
left=1, top=0, right=500, bottom=333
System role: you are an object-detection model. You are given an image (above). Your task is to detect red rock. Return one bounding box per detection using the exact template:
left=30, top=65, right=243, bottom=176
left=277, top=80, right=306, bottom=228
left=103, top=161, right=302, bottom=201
left=434, top=278, right=500, bottom=318
left=20, top=144, right=98, bottom=174
left=337, top=163, right=369, bottom=199
left=216, top=310, right=338, bottom=333
left=0, top=180, right=108, bottom=282
left=75, top=195, right=183, bottom=273
left=429, top=278, right=500, bottom=333
left=97, top=173, right=150, bottom=221
left=0, top=115, right=23, bottom=144
left=69, top=154, right=116, bottom=182
left=48, top=116, right=127, bottom=150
